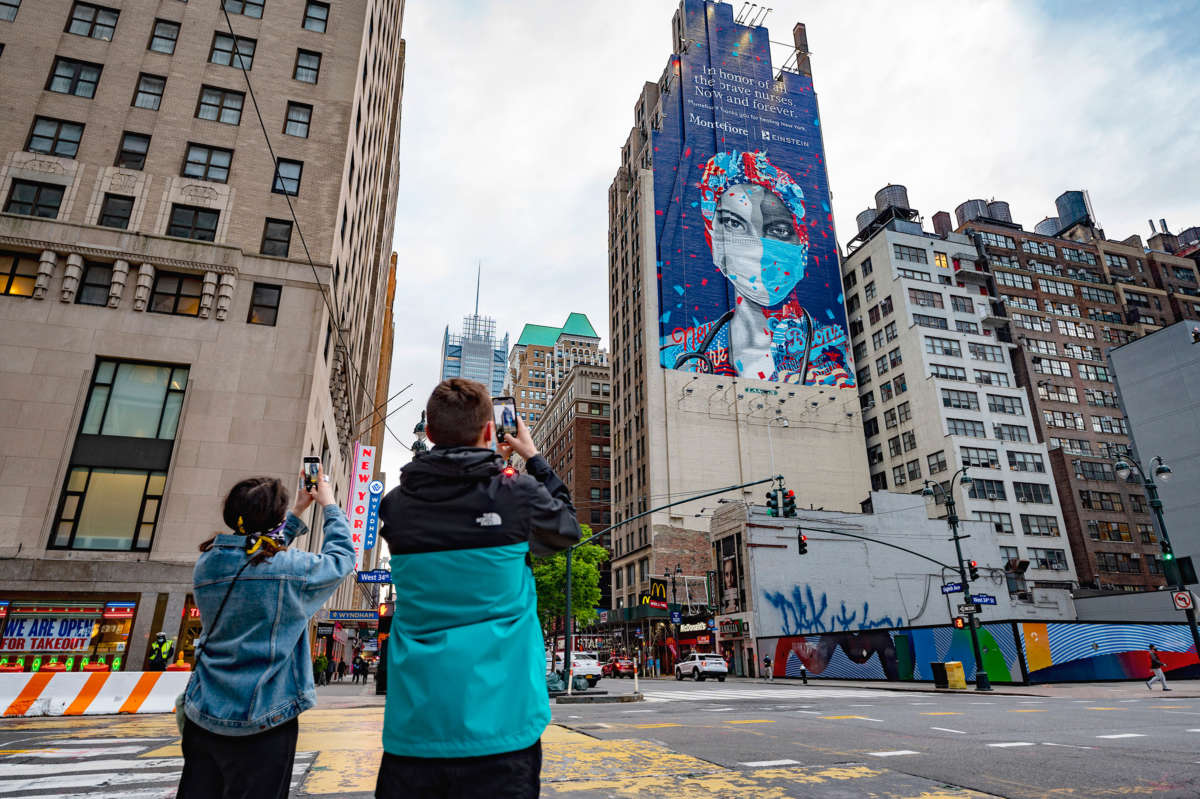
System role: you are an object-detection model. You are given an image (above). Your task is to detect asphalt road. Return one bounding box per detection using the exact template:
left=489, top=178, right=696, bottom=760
left=550, top=679, right=1200, bottom=798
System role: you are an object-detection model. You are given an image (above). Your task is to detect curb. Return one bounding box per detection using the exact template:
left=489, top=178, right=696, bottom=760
left=556, top=693, right=644, bottom=704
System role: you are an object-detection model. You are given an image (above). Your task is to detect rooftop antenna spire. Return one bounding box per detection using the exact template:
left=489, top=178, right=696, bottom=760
left=474, top=261, right=481, bottom=316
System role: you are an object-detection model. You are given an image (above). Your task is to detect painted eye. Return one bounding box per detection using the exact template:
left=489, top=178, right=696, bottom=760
left=765, top=223, right=794, bottom=241
left=719, top=212, right=745, bottom=232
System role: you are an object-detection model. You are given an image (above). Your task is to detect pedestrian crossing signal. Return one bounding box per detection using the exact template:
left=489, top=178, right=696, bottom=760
left=952, top=616, right=966, bottom=629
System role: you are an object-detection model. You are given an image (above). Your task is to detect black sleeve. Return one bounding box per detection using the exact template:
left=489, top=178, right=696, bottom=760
left=523, top=454, right=581, bottom=557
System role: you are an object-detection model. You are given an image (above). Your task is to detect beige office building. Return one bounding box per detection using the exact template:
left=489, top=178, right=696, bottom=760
left=0, top=0, right=404, bottom=671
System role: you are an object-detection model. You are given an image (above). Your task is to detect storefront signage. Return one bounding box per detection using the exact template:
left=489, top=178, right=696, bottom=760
left=102, top=602, right=137, bottom=619
left=696, top=635, right=711, bottom=644
left=0, top=601, right=8, bottom=620
left=646, top=578, right=669, bottom=610
left=719, top=618, right=743, bottom=637
left=316, top=623, right=334, bottom=637
left=328, top=610, right=379, bottom=622
left=679, top=621, right=708, bottom=633
left=705, top=570, right=717, bottom=610
left=0, top=617, right=96, bottom=653
left=345, top=442, right=377, bottom=571
left=363, top=480, right=385, bottom=552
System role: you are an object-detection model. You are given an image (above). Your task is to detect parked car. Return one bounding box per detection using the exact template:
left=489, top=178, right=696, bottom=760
left=675, top=652, right=728, bottom=682
left=602, top=656, right=636, bottom=678
left=548, top=651, right=603, bottom=686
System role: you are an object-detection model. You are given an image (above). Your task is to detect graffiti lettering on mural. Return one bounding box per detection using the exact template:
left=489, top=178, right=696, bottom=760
left=653, top=1, right=854, bottom=385
left=762, top=584, right=902, bottom=636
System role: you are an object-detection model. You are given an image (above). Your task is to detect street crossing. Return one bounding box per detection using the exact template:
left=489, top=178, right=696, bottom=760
left=638, top=685, right=933, bottom=703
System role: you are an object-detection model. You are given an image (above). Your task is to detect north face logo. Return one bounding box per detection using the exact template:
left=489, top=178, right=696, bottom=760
left=475, top=512, right=502, bottom=527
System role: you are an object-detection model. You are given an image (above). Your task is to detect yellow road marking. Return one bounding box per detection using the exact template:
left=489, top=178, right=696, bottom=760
left=920, top=712, right=962, bottom=716
left=304, top=749, right=382, bottom=795
left=632, top=722, right=682, bottom=728
left=724, top=719, right=776, bottom=724
left=1150, top=705, right=1191, bottom=709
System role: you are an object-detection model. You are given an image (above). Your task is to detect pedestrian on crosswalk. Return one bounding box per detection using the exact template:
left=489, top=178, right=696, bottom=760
left=1146, top=644, right=1170, bottom=691
left=177, top=466, right=356, bottom=799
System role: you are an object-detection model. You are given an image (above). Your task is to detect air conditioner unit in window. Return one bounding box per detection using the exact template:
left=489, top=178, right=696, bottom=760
left=1130, top=552, right=1141, bottom=559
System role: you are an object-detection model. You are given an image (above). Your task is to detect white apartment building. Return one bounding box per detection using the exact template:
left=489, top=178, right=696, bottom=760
left=842, top=206, right=1078, bottom=600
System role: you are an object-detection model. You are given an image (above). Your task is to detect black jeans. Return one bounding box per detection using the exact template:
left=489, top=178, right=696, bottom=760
left=177, top=717, right=298, bottom=799
left=375, top=741, right=541, bottom=799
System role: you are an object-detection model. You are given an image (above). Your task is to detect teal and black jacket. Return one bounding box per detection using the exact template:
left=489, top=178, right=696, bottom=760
left=378, top=446, right=579, bottom=758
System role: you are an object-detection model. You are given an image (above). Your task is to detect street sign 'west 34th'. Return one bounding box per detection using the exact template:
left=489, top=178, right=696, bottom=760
left=941, top=582, right=964, bottom=595
left=972, top=594, right=998, bottom=605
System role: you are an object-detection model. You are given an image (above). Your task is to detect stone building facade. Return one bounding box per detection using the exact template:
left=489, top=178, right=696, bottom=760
left=505, top=313, right=607, bottom=427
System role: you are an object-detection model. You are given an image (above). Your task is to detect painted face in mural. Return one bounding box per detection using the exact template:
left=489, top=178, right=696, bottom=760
left=712, top=184, right=806, bottom=307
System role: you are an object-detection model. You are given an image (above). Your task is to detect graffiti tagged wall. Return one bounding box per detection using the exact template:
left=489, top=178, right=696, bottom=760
left=653, top=1, right=852, bottom=386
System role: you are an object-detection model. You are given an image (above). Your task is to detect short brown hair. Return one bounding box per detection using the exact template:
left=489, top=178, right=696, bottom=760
left=426, top=378, right=491, bottom=448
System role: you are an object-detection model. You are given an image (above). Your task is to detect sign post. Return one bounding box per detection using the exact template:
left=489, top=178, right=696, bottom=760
left=1172, top=590, right=1195, bottom=612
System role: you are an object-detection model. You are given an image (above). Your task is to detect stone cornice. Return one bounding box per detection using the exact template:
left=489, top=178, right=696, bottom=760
left=0, top=232, right=238, bottom=275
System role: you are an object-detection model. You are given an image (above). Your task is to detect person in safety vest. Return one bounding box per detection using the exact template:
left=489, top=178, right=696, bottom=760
left=148, top=632, right=174, bottom=671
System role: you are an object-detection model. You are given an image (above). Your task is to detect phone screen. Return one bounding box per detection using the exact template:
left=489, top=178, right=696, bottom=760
left=303, top=457, right=320, bottom=490
left=492, top=396, right=518, bottom=440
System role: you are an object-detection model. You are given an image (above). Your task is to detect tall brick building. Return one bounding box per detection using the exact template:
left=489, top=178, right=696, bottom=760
left=0, top=0, right=403, bottom=671
left=504, top=312, right=607, bottom=426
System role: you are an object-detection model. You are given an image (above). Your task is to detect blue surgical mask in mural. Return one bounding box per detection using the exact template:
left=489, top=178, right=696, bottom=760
left=712, top=184, right=807, bottom=306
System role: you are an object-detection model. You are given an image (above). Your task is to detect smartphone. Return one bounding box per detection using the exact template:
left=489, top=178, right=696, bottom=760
left=303, top=456, right=320, bottom=491
left=491, top=396, right=518, bottom=441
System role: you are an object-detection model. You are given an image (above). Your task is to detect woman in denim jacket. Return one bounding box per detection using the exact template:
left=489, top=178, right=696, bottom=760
left=177, top=467, right=355, bottom=798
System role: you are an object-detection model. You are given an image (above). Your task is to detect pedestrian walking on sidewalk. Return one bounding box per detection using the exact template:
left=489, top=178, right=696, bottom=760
left=337, top=659, right=348, bottom=682
left=762, top=654, right=773, bottom=681
left=1147, top=644, right=1171, bottom=691
left=374, top=379, right=580, bottom=799
left=177, top=466, right=355, bottom=799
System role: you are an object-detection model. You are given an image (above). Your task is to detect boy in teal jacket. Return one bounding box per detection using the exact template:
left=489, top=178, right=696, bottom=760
left=375, top=379, right=579, bottom=798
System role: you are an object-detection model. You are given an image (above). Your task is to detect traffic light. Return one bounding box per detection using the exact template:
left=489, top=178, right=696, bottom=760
left=766, top=489, right=780, bottom=517
left=782, top=489, right=797, bottom=518
left=967, top=560, right=980, bottom=581
left=952, top=616, right=966, bottom=629
left=798, top=532, right=808, bottom=556
left=1162, top=541, right=1175, bottom=561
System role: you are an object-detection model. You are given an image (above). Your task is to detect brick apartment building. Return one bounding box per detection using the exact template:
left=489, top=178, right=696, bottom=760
left=505, top=313, right=607, bottom=426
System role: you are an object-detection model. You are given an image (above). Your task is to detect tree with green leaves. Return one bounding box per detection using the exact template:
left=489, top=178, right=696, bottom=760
left=533, top=524, right=609, bottom=633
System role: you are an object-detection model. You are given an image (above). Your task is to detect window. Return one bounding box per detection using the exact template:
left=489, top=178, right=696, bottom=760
left=913, top=313, right=948, bottom=330
left=53, top=467, right=167, bottom=551
left=67, top=2, right=118, bottom=40
left=1042, top=409, right=1085, bottom=429
left=0, top=0, right=18, bottom=21
left=956, top=320, right=980, bottom=334
left=880, top=296, right=894, bottom=315
left=273, top=159, right=303, bottom=195
left=132, top=73, right=166, bottom=110
left=1089, top=521, right=1133, bottom=543
left=1062, top=247, right=1097, bottom=265
left=934, top=252, right=950, bottom=269
left=894, top=243, right=928, bottom=264
left=1080, top=285, right=1117, bottom=304
left=875, top=354, right=889, bottom=376
left=968, top=478, right=1006, bottom=500
left=908, top=287, right=942, bottom=308
left=897, top=401, right=911, bottom=422
left=1063, top=343, right=1103, bottom=362
left=1038, top=383, right=1078, bottom=403
left=224, top=0, right=264, bottom=18
left=927, top=451, right=947, bottom=474
left=150, top=271, right=202, bottom=316
left=1129, top=494, right=1147, bottom=514
left=861, top=258, right=873, bottom=275
left=843, top=271, right=858, bottom=290
left=1021, top=240, right=1056, bottom=258
left=1077, top=363, right=1112, bottom=383
left=907, top=459, right=921, bottom=480
left=4, top=180, right=64, bottom=218
left=1021, top=514, right=1059, bottom=537
left=1104, top=253, right=1129, bottom=270
left=1080, top=490, right=1123, bottom=512
left=1034, top=357, right=1072, bottom=378
left=116, top=132, right=150, bottom=169
left=1076, top=460, right=1115, bottom=482
left=978, top=231, right=1016, bottom=249
left=895, top=373, right=909, bottom=393
left=294, top=49, right=321, bottom=83
left=931, top=363, right=967, bottom=381
left=867, top=444, right=883, bottom=466
left=995, top=270, right=1033, bottom=290
left=854, top=341, right=869, bottom=362
left=166, top=204, right=219, bottom=241
left=961, top=446, right=999, bottom=469
left=947, top=418, right=986, bottom=438
left=995, top=423, right=1031, bottom=442
left=76, top=262, right=111, bottom=306
left=892, top=465, right=907, bottom=486
left=950, top=295, right=974, bottom=314
left=247, top=282, right=281, bottom=325
left=1050, top=437, right=1092, bottom=456
left=148, top=19, right=179, bottom=53
left=856, top=365, right=871, bottom=386
left=926, top=336, right=961, bottom=357
left=878, top=383, right=892, bottom=402
left=942, top=388, right=979, bottom=410
left=1085, top=389, right=1120, bottom=408
left=1012, top=311, right=1051, bottom=332
left=871, top=472, right=887, bottom=490
left=196, top=86, right=244, bottom=125
left=975, top=511, right=1013, bottom=534
left=1014, top=482, right=1052, bottom=503
left=210, top=32, right=256, bottom=69
left=889, top=348, right=902, bottom=367
left=1138, top=524, right=1156, bottom=544
left=1007, top=451, right=1044, bottom=473
left=1095, top=552, right=1138, bottom=573
left=987, top=394, right=1022, bottom=415
left=97, top=194, right=133, bottom=229
left=47, top=57, right=102, bottom=98
left=902, top=431, right=917, bottom=451
left=1039, top=278, right=1074, bottom=298
left=887, top=435, right=901, bottom=457
left=969, top=342, right=1004, bottom=362
left=285, top=102, right=312, bottom=137
left=261, top=219, right=292, bottom=256
left=883, top=408, right=897, bottom=429
left=27, top=117, right=83, bottom=158
left=898, top=267, right=930, bottom=282
left=884, top=322, right=898, bottom=341
left=0, top=252, right=39, bottom=296
left=864, top=281, right=877, bottom=300
left=1024, top=337, right=1057, bottom=356
left=1029, top=548, right=1068, bottom=571
left=182, top=144, right=232, bottom=183
left=302, top=0, right=328, bottom=31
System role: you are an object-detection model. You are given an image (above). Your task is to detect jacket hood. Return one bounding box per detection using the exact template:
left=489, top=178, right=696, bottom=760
left=400, top=446, right=504, bottom=502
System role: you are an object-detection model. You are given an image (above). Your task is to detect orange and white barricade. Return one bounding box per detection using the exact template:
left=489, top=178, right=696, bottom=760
left=0, top=671, right=191, bottom=717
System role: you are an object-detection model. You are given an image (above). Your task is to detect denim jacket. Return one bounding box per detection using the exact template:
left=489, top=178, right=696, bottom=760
left=184, top=504, right=355, bottom=735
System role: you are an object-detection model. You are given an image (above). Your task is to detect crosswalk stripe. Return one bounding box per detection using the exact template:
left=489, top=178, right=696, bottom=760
left=741, top=759, right=801, bottom=767
left=2, top=745, right=146, bottom=758
left=0, top=758, right=183, bottom=778
left=640, top=687, right=905, bottom=703
left=29, top=738, right=175, bottom=745
left=0, top=769, right=178, bottom=795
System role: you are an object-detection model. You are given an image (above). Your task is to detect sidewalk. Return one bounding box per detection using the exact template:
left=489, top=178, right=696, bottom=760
left=314, top=678, right=386, bottom=708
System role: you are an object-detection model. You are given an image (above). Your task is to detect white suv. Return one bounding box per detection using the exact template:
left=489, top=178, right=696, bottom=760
left=675, top=653, right=728, bottom=682
left=549, top=652, right=603, bottom=687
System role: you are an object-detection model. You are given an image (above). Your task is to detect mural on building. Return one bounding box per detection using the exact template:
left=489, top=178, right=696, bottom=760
left=1020, top=622, right=1199, bottom=682
left=652, top=1, right=852, bottom=386
left=762, top=583, right=902, bottom=636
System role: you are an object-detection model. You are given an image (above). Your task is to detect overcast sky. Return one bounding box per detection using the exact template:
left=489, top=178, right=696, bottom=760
left=378, top=0, right=1200, bottom=481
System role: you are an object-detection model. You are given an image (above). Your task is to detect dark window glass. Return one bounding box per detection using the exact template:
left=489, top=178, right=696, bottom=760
left=0, top=251, right=39, bottom=296
left=116, top=132, right=150, bottom=169
left=272, top=159, right=302, bottom=195
left=76, top=261, right=112, bottom=306
left=27, top=117, right=84, bottom=158
left=284, top=102, right=311, bottom=137
left=248, top=282, right=281, bottom=325
left=196, top=86, right=244, bottom=125
left=4, top=180, right=64, bottom=218
left=166, top=204, right=219, bottom=241
left=66, top=2, right=119, bottom=40
left=260, top=218, right=292, bottom=256
left=148, top=19, right=179, bottom=53
left=182, top=143, right=232, bottom=183
left=209, top=32, right=255, bottom=69
left=223, top=0, right=263, bottom=18
left=302, top=0, right=328, bottom=31
left=294, top=49, right=321, bottom=83
left=52, top=467, right=167, bottom=551
left=150, top=270, right=203, bottom=315
left=0, top=0, right=19, bottom=22
left=97, top=193, right=133, bottom=229
left=47, top=57, right=102, bottom=98
left=133, top=73, right=166, bottom=110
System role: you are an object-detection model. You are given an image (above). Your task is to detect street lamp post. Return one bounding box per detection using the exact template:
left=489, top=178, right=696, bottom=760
left=410, top=411, right=428, bottom=456
left=1115, top=456, right=1200, bottom=660
left=766, top=416, right=789, bottom=480
left=666, top=564, right=682, bottom=671
left=923, top=469, right=992, bottom=691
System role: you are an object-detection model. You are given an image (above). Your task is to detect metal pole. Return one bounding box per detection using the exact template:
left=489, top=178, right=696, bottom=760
left=564, top=548, right=574, bottom=695
left=670, top=570, right=680, bottom=672
left=945, top=476, right=991, bottom=691
left=1146, top=475, right=1200, bottom=660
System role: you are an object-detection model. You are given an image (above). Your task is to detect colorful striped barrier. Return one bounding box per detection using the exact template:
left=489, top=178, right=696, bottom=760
left=0, top=671, right=191, bottom=717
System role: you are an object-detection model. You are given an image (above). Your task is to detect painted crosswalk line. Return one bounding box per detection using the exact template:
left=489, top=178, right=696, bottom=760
left=638, top=687, right=928, bottom=703
left=740, top=759, right=801, bottom=767
left=868, top=750, right=920, bottom=757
